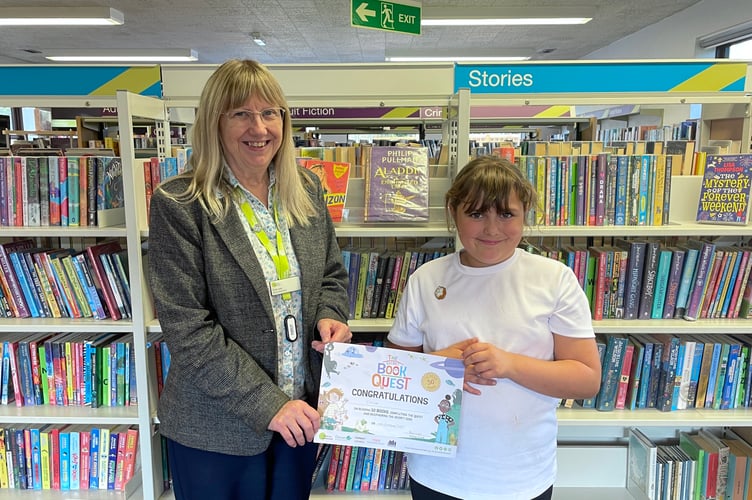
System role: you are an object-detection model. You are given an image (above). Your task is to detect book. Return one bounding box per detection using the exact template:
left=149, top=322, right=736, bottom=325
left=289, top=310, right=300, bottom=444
left=0, top=238, right=36, bottom=318
left=684, top=240, right=718, bottom=321
left=615, top=340, right=635, bottom=410
left=615, top=239, right=647, bottom=320
left=628, top=427, right=657, bottom=500
left=301, top=159, right=351, bottom=222
left=95, top=156, right=125, bottom=227
left=674, top=240, right=702, bottom=318
left=638, top=241, right=660, bottom=320
left=595, top=335, right=628, bottom=411
left=655, top=336, right=681, bottom=412
left=364, top=146, right=429, bottom=222
left=696, top=154, right=752, bottom=224
left=325, top=444, right=341, bottom=491
left=721, top=437, right=752, bottom=500
left=698, top=430, right=730, bottom=500
left=85, top=241, right=123, bottom=320
left=661, top=247, right=686, bottom=319
left=625, top=337, right=647, bottom=410
left=311, top=443, right=331, bottom=487
left=650, top=247, right=673, bottom=319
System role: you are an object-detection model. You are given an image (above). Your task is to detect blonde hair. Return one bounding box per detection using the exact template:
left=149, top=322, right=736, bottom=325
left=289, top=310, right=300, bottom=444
left=161, top=59, right=316, bottom=226
left=445, top=156, right=536, bottom=226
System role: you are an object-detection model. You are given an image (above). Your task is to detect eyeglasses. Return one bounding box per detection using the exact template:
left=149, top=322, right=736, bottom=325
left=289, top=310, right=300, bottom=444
left=223, top=107, right=285, bottom=124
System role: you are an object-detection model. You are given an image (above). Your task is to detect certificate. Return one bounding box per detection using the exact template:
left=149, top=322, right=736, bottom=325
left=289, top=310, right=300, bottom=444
left=315, top=342, right=465, bottom=457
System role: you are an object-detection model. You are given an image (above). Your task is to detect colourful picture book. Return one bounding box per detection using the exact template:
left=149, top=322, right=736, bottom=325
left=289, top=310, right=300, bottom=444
left=364, top=146, right=429, bottom=222
left=301, top=159, right=351, bottom=223
left=696, top=154, right=752, bottom=225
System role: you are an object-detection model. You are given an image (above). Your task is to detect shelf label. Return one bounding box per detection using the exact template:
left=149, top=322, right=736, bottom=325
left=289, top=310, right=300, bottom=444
left=289, top=106, right=443, bottom=120
left=454, top=61, right=748, bottom=94
left=351, top=0, right=421, bottom=35
left=0, top=66, right=162, bottom=97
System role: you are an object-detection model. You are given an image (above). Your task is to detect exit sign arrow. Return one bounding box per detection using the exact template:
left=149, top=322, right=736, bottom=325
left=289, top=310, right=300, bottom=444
left=351, top=0, right=422, bottom=36
left=355, top=2, right=376, bottom=22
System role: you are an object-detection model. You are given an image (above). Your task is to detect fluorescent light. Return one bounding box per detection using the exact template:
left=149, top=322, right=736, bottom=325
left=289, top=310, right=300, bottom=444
left=422, top=7, right=592, bottom=26
left=386, top=56, right=530, bottom=62
left=385, top=49, right=532, bottom=62
left=0, top=7, right=124, bottom=25
left=251, top=32, right=266, bottom=47
left=423, top=18, right=591, bottom=26
left=45, top=49, right=199, bottom=62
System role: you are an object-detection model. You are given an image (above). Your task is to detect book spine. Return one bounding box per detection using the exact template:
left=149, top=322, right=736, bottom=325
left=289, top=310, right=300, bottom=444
left=638, top=241, right=660, bottom=319
left=9, top=252, right=39, bottom=318
left=650, top=249, right=672, bottom=319
left=684, top=243, right=717, bottom=321
left=662, top=249, right=686, bottom=319
left=614, top=342, right=635, bottom=410
left=675, top=248, right=699, bottom=318
left=623, top=241, right=646, bottom=320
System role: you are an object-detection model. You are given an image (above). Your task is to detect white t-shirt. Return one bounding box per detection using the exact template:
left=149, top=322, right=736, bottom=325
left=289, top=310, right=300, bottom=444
left=387, top=248, right=594, bottom=499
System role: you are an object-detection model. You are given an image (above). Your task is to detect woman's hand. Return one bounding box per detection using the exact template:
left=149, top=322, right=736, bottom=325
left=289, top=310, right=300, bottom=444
left=268, top=400, right=321, bottom=447
left=312, top=318, right=352, bottom=353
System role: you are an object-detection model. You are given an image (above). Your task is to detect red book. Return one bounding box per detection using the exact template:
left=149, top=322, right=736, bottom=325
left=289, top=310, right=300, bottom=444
left=143, top=159, right=154, bottom=220
left=7, top=339, right=23, bottom=407
left=59, top=156, right=69, bottom=226
left=326, top=444, right=342, bottom=492
left=49, top=425, right=64, bottom=490
left=84, top=241, right=123, bottom=320
left=121, top=427, right=139, bottom=488
left=13, top=157, right=23, bottom=226
left=337, top=445, right=353, bottom=491
left=79, top=427, right=90, bottom=490
left=614, top=342, right=635, bottom=409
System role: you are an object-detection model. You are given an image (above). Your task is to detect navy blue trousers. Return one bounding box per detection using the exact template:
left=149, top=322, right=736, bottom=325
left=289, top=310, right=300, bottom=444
left=167, top=434, right=318, bottom=500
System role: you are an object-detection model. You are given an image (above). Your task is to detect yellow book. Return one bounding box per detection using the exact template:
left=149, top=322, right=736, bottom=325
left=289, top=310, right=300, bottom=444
left=652, top=154, right=666, bottom=226
left=535, top=156, right=547, bottom=225
left=40, top=427, right=51, bottom=489
left=353, top=250, right=370, bottom=320
left=32, top=253, right=62, bottom=318
left=694, top=150, right=708, bottom=176
left=64, top=340, right=76, bottom=405
left=0, top=428, right=8, bottom=488
left=49, top=252, right=83, bottom=318
left=98, top=427, right=111, bottom=489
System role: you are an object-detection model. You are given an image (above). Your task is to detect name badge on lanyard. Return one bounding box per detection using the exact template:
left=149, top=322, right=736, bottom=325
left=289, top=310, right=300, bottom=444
left=269, top=276, right=301, bottom=296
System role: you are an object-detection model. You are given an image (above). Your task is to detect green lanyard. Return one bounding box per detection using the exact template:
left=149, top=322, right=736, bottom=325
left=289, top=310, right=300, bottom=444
left=236, top=188, right=292, bottom=300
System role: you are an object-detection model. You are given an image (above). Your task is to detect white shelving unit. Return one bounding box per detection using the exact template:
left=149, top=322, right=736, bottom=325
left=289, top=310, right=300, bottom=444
left=163, top=61, right=752, bottom=499
left=0, top=89, right=163, bottom=499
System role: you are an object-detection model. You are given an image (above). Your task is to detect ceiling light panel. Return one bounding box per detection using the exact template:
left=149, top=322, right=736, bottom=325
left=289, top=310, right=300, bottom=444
left=0, top=7, right=124, bottom=26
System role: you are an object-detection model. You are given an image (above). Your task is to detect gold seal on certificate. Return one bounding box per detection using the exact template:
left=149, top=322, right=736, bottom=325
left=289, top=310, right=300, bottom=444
left=315, top=342, right=465, bottom=457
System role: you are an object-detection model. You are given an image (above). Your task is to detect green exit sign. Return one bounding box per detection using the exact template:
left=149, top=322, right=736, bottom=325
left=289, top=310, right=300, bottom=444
left=351, top=0, right=421, bottom=35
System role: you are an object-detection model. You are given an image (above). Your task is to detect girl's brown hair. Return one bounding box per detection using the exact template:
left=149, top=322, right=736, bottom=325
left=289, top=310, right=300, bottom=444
left=445, top=156, right=537, bottom=225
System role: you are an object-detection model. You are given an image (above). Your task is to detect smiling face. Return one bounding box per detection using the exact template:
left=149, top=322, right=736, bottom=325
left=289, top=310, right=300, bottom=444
left=452, top=191, right=525, bottom=268
left=219, top=96, right=283, bottom=181
left=445, top=157, right=535, bottom=269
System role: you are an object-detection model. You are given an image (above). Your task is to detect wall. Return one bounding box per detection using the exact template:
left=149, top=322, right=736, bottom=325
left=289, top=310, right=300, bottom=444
left=583, top=0, right=749, bottom=59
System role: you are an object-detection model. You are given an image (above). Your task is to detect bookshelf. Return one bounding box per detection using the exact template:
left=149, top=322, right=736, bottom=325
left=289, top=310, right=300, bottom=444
left=3, top=61, right=747, bottom=499
left=161, top=60, right=752, bottom=499
left=0, top=88, right=163, bottom=498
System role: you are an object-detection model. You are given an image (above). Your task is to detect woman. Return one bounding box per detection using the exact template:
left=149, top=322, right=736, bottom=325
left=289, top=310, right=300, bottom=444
left=387, top=156, right=601, bottom=500
left=148, top=59, right=351, bottom=500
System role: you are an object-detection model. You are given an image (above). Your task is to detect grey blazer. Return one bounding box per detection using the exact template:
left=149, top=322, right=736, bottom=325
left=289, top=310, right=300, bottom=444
left=148, top=168, right=349, bottom=456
